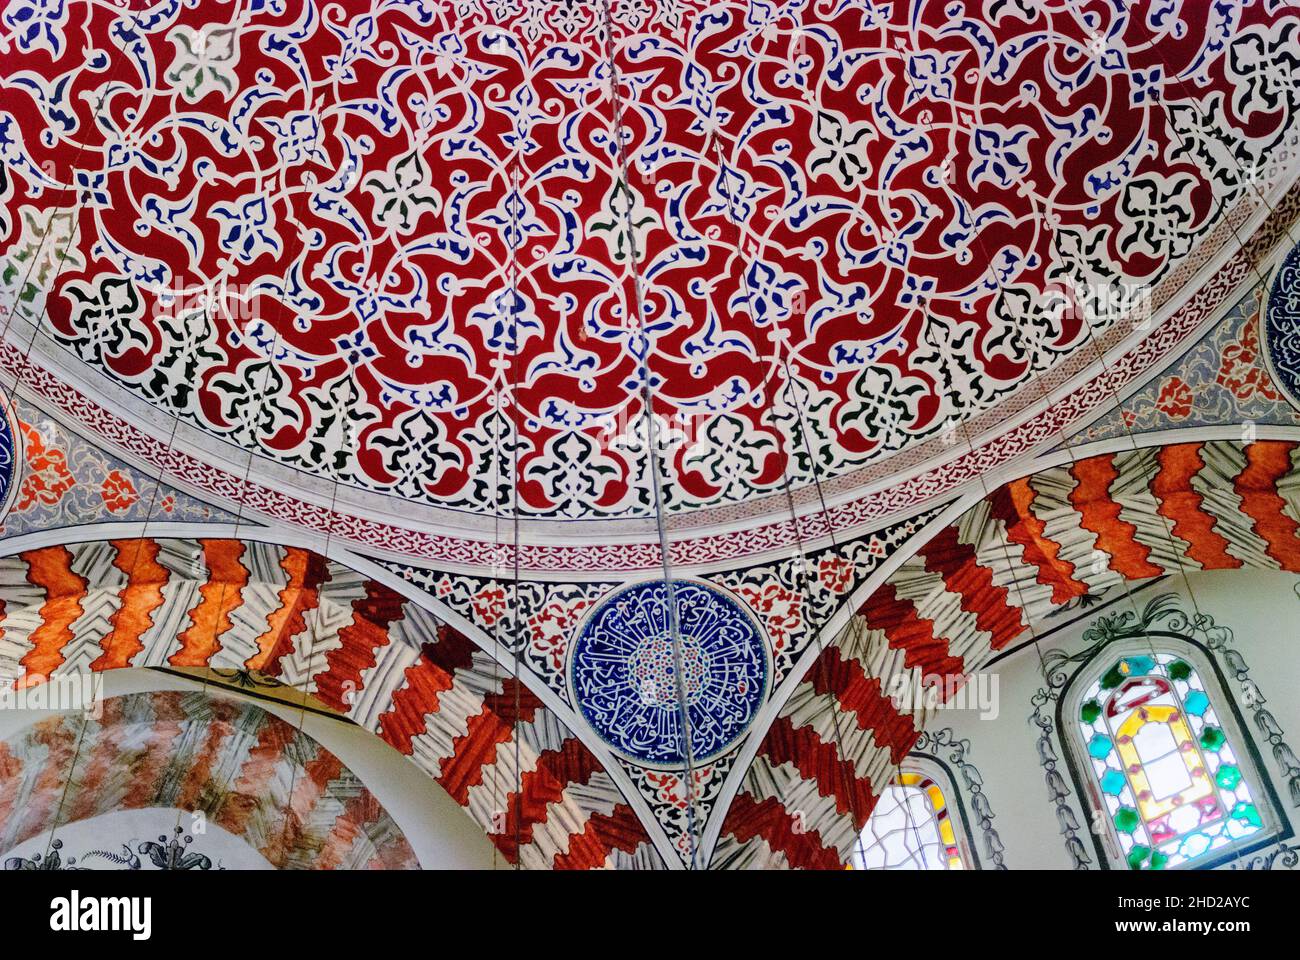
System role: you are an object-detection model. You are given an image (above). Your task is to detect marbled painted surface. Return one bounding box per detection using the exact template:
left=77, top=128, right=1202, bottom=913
left=0, top=397, right=237, bottom=537
left=1066, top=283, right=1300, bottom=447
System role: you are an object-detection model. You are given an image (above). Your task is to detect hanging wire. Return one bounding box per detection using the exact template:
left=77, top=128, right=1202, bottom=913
left=485, top=50, right=509, bottom=868
left=866, top=8, right=1168, bottom=866
left=1019, top=9, right=1300, bottom=855
left=960, top=2, right=1300, bottom=716
left=507, top=151, right=526, bottom=870
left=596, top=0, right=701, bottom=868
left=918, top=2, right=1300, bottom=864
left=706, top=123, right=871, bottom=866
left=1085, top=4, right=1300, bottom=648
left=725, top=14, right=1057, bottom=867
left=7, top=0, right=205, bottom=863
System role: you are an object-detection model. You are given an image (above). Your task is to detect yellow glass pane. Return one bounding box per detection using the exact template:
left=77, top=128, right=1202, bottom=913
left=939, top=818, right=956, bottom=846
left=1113, top=704, right=1211, bottom=820
left=925, top=783, right=947, bottom=814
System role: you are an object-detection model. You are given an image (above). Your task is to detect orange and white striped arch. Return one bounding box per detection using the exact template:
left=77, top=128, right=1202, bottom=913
left=0, top=538, right=664, bottom=869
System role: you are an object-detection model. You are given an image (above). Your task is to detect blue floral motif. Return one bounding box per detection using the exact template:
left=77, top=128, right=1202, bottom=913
left=1265, top=239, right=1300, bottom=412
left=570, top=580, right=768, bottom=767
left=4, top=0, right=69, bottom=57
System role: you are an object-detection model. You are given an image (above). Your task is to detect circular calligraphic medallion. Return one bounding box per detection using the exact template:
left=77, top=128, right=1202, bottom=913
left=1265, top=240, right=1300, bottom=412
left=569, top=580, right=768, bottom=767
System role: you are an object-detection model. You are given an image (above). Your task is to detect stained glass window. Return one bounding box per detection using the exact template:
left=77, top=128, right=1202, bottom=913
left=853, top=770, right=965, bottom=870
left=1075, top=650, right=1267, bottom=870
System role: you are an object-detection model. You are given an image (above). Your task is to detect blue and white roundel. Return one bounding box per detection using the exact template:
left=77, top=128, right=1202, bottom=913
left=0, top=395, right=16, bottom=520
left=569, top=579, right=768, bottom=767
left=1266, top=239, right=1300, bottom=412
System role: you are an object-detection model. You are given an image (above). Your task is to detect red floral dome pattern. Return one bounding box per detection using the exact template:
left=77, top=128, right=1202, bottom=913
left=2, top=0, right=1298, bottom=526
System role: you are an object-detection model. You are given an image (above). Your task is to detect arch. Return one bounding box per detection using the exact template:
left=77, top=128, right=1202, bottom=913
left=0, top=538, right=662, bottom=869
left=714, top=439, right=1300, bottom=868
left=0, top=689, right=418, bottom=869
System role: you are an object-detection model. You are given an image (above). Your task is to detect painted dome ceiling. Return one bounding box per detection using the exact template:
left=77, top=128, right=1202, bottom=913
left=2, top=0, right=1299, bottom=570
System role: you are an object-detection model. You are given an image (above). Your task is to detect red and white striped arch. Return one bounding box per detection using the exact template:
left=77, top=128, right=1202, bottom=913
left=711, top=439, right=1300, bottom=868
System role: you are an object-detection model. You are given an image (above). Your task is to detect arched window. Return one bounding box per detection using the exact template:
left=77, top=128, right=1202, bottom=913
left=1071, top=647, right=1274, bottom=870
left=853, top=768, right=966, bottom=870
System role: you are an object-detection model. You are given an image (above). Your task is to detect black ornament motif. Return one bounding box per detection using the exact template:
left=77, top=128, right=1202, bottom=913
left=4, top=827, right=224, bottom=871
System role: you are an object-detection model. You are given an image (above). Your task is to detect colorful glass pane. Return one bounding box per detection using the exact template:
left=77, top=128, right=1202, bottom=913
left=1075, top=650, right=1265, bottom=869
left=854, top=771, right=965, bottom=870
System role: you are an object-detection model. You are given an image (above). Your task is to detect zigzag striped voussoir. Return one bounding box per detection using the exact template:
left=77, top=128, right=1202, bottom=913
left=804, top=643, right=917, bottom=763
left=954, top=497, right=1050, bottom=639
left=1066, top=453, right=1164, bottom=583
left=313, top=580, right=406, bottom=713
left=216, top=577, right=294, bottom=672
left=756, top=707, right=877, bottom=831
left=551, top=801, right=655, bottom=870
left=1151, top=443, right=1243, bottom=570
left=1168, top=442, right=1284, bottom=571
left=169, top=539, right=250, bottom=668
left=482, top=731, right=601, bottom=864
left=53, top=590, right=126, bottom=675
left=276, top=576, right=372, bottom=692
left=1012, top=466, right=1117, bottom=597
left=0, top=540, right=641, bottom=870
left=915, top=524, right=1024, bottom=652
left=436, top=677, right=540, bottom=807
left=882, top=555, right=995, bottom=680
left=372, top=638, right=488, bottom=780
left=93, top=539, right=169, bottom=671
left=887, top=556, right=993, bottom=669
left=1227, top=441, right=1300, bottom=571
left=858, top=581, right=964, bottom=682
left=375, top=648, right=461, bottom=756
left=715, top=772, right=854, bottom=869
left=602, top=836, right=667, bottom=870
left=18, top=545, right=88, bottom=685
left=986, top=476, right=1088, bottom=604
left=246, top=546, right=330, bottom=677
left=1097, top=447, right=1200, bottom=576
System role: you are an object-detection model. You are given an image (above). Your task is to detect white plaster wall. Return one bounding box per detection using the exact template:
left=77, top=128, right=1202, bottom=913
left=0, top=669, right=498, bottom=870
left=920, top=569, right=1300, bottom=869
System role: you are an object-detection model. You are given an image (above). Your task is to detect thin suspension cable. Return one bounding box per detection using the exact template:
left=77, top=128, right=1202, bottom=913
left=597, top=0, right=700, bottom=868
left=507, top=154, right=525, bottom=870
left=1106, top=5, right=1300, bottom=643
left=707, top=129, right=870, bottom=866
left=925, top=6, right=1300, bottom=864
left=879, top=15, right=1150, bottom=869
left=0, top=1, right=229, bottom=862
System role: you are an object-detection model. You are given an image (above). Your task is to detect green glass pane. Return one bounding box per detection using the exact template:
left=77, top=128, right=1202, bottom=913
left=1114, top=807, right=1140, bottom=834
left=1167, top=660, right=1192, bottom=681
left=1216, top=764, right=1241, bottom=790
left=1200, top=726, right=1226, bottom=751
left=1127, top=844, right=1150, bottom=869
left=1080, top=700, right=1102, bottom=724
left=1149, top=850, right=1169, bottom=870
left=1231, top=802, right=1262, bottom=828
left=1101, top=664, right=1125, bottom=690
left=1101, top=769, right=1127, bottom=796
